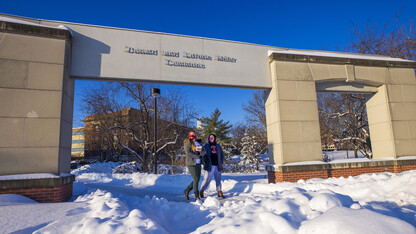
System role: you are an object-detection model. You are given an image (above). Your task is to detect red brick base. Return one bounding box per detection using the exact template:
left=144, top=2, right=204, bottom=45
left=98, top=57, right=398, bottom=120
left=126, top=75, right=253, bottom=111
left=0, top=174, right=75, bottom=203
left=268, top=161, right=416, bottom=183
left=0, top=182, right=73, bottom=203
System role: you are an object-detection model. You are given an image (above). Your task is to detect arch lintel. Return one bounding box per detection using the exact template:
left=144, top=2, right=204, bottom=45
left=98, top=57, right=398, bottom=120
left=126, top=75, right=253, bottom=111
left=315, top=82, right=379, bottom=93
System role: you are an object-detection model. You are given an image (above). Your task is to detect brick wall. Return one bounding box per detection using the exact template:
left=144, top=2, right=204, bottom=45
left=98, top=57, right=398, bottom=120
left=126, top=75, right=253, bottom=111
left=0, top=174, right=75, bottom=203
left=395, top=165, right=416, bottom=172
left=0, top=182, right=73, bottom=203
left=268, top=163, right=416, bottom=183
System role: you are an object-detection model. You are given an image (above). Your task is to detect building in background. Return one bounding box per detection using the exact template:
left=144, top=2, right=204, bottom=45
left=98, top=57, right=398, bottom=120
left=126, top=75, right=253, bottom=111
left=71, top=127, right=85, bottom=160
left=196, top=118, right=202, bottom=130
left=83, top=108, right=144, bottom=160
left=83, top=107, right=192, bottom=162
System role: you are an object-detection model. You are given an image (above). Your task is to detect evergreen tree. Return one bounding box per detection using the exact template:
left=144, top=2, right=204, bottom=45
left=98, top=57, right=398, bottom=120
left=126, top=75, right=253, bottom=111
left=240, top=128, right=261, bottom=171
left=200, top=108, right=232, bottom=143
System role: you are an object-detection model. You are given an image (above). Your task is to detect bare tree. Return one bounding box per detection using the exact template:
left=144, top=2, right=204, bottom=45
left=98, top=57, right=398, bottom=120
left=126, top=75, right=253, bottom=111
left=318, top=15, right=416, bottom=160
left=229, top=122, right=247, bottom=155
left=81, top=82, right=197, bottom=173
left=243, top=91, right=267, bottom=130
left=346, top=16, right=415, bottom=61
left=82, top=83, right=127, bottom=161
left=318, top=93, right=372, bottom=158
left=242, top=90, right=268, bottom=154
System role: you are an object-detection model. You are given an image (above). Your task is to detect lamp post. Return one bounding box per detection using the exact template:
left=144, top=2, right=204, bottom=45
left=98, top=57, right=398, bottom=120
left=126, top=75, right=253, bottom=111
left=151, top=88, right=160, bottom=174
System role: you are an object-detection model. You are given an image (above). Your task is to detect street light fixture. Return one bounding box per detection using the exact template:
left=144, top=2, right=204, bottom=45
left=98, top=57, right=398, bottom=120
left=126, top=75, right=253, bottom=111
left=151, top=88, right=160, bottom=174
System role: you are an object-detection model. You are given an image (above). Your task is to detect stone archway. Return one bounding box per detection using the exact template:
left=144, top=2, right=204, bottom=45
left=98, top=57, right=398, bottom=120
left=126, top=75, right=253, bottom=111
left=1, top=14, right=416, bottom=200
left=266, top=51, right=416, bottom=182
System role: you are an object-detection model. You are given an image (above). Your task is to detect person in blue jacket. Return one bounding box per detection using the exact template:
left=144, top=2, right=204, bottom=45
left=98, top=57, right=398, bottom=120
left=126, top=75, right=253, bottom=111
left=200, top=134, right=226, bottom=199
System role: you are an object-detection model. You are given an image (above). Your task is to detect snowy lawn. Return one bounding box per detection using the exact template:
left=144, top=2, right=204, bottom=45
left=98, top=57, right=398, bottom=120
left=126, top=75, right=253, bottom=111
left=1, top=162, right=416, bottom=233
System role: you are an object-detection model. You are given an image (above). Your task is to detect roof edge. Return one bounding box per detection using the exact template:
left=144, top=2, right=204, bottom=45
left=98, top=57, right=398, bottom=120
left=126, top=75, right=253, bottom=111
left=0, top=16, right=72, bottom=42
left=269, top=52, right=416, bottom=68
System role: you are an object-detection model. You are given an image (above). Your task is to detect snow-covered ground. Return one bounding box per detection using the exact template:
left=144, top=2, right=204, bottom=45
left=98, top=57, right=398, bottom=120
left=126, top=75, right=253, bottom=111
left=323, top=150, right=366, bottom=161
left=1, top=161, right=416, bottom=233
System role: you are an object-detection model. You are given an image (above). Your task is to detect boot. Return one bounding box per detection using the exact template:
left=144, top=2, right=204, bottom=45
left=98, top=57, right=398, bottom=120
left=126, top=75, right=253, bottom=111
left=195, top=191, right=200, bottom=201
left=200, top=190, right=204, bottom=198
left=184, top=187, right=191, bottom=200
left=218, top=191, right=226, bottom=199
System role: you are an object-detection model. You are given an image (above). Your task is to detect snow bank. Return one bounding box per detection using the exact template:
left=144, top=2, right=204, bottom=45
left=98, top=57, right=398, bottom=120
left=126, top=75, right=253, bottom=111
left=0, top=194, right=37, bottom=206
left=299, top=206, right=415, bottom=234
left=70, top=190, right=166, bottom=233
left=1, top=162, right=416, bottom=233
left=112, top=161, right=142, bottom=173
left=71, top=163, right=416, bottom=233
left=0, top=173, right=70, bottom=180
left=71, top=162, right=121, bottom=175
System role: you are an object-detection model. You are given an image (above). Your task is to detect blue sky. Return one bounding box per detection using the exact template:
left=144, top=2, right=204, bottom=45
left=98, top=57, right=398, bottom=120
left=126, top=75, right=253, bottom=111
left=1, top=0, right=415, bottom=127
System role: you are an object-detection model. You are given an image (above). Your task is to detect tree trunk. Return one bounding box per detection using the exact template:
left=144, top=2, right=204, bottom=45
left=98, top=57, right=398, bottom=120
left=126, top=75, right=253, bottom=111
left=142, top=149, right=149, bottom=173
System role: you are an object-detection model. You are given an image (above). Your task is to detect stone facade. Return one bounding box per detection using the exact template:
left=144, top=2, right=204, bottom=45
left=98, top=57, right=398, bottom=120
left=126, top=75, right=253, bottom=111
left=0, top=17, right=74, bottom=202
left=0, top=18, right=73, bottom=176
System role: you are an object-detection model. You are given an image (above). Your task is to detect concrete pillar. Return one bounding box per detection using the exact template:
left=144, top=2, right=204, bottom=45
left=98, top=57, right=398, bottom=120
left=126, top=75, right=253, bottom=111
left=0, top=19, right=73, bottom=175
left=366, top=85, right=396, bottom=158
left=386, top=68, right=416, bottom=157
left=265, top=61, right=322, bottom=164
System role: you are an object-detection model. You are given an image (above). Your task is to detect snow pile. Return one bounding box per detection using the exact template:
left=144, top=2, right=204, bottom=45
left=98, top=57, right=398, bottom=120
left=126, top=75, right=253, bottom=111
left=112, top=161, right=142, bottom=174
left=308, top=191, right=346, bottom=212
left=197, top=197, right=298, bottom=234
left=70, top=169, right=416, bottom=233
left=224, top=153, right=269, bottom=173
left=299, top=207, right=415, bottom=234
left=0, top=194, right=37, bottom=206
left=70, top=190, right=213, bottom=233
left=197, top=187, right=415, bottom=234
left=70, top=190, right=165, bottom=233
left=157, top=164, right=185, bottom=174
left=72, top=161, right=122, bottom=175
left=202, top=196, right=221, bottom=212
left=1, top=162, right=416, bottom=233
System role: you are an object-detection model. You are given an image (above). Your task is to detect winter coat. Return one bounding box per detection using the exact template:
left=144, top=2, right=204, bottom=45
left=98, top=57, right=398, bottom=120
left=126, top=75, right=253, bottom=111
left=184, top=139, right=206, bottom=166
left=202, top=142, right=224, bottom=172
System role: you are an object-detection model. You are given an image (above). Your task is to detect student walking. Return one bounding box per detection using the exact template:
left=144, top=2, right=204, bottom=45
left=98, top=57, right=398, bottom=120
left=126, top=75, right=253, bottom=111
left=183, top=131, right=205, bottom=201
left=200, top=134, right=226, bottom=199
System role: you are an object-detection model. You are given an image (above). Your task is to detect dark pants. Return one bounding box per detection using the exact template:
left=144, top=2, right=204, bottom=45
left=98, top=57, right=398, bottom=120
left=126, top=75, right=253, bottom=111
left=186, top=164, right=201, bottom=197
